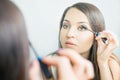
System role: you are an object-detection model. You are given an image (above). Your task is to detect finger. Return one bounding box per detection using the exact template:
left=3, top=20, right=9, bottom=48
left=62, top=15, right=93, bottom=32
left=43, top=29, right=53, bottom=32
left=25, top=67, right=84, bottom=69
left=96, top=31, right=111, bottom=45
left=85, top=61, right=94, bottom=79
left=57, top=48, right=86, bottom=66
left=57, top=48, right=94, bottom=79
left=29, top=59, right=41, bottom=73
left=29, top=59, right=42, bottom=80
left=42, top=55, right=70, bottom=67
left=98, top=31, right=118, bottom=58
left=95, top=31, right=119, bottom=46
left=42, top=56, right=77, bottom=80
left=95, top=31, right=113, bottom=55
left=107, top=32, right=119, bottom=47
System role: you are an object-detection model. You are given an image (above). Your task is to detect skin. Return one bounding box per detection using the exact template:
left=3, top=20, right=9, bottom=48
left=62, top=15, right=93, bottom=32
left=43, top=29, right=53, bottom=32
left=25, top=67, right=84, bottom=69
left=29, top=7, right=95, bottom=80
left=60, top=8, right=94, bottom=58
left=42, top=49, right=94, bottom=80
left=96, top=31, right=120, bottom=80
left=29, top=6, right=119, bottom=80
left=29, top=49, right=94, bottom=80
left=29, top=60, right=42, bottom=80
left=60, top=7, right=120, bottom=80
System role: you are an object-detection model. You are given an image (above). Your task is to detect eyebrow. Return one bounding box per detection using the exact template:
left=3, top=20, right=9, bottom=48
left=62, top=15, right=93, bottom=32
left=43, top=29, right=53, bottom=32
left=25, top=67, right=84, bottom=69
left=63, top=19, right=89, bottom=24
left=63, top=20, right=69, bottom=23
left=78, top=21, right=89, bottom=24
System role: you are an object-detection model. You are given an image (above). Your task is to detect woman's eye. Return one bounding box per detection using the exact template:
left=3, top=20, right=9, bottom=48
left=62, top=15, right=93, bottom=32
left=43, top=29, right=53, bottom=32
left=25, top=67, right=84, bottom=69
left=78, top=25, right=87, bottom=31
left=62, top=24, right=69, bottom=29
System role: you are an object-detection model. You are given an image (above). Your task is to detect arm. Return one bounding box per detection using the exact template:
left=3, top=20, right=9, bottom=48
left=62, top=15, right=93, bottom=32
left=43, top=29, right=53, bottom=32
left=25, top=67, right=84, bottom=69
left=98, top=54, right=120, bottom=80
left=96, top=31, right=119, bottom=80
left=109, top=55, right=120, bottom=80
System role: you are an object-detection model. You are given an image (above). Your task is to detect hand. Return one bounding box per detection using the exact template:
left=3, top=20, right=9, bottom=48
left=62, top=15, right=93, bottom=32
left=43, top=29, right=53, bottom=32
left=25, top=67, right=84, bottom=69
left=96, top=31, right=119, bottom=64
left=42, top=48, right=94, bottom=80
left=29, top=59, right=42, bottom=80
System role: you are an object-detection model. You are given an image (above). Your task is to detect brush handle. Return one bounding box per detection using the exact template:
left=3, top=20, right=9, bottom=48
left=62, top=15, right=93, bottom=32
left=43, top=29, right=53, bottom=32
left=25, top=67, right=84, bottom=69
left=37, top=57, right=52, bottom=79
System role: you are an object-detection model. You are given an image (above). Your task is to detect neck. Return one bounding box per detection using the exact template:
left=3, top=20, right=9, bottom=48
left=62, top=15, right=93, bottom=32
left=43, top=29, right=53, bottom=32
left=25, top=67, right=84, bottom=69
left=80, top=51, right=89, bottom=59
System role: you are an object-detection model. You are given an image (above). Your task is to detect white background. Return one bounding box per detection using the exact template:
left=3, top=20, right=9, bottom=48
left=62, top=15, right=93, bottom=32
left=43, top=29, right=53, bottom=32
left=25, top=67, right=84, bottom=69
left=12, top=0, right=120, bottom=60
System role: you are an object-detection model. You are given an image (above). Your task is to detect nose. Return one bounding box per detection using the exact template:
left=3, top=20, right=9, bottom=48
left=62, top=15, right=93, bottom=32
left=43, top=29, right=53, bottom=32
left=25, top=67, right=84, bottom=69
left=67, top=28, right=76, bottom=38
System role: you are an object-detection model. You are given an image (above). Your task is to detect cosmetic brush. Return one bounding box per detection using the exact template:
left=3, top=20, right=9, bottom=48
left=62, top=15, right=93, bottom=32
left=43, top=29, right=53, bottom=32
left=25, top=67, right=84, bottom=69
left=29, top=41, right=52, bottom=79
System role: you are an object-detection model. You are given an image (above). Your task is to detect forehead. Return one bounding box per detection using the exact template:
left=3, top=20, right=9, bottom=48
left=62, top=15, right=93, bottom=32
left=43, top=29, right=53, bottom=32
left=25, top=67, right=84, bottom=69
left=64, top=8, right=89, bottom=23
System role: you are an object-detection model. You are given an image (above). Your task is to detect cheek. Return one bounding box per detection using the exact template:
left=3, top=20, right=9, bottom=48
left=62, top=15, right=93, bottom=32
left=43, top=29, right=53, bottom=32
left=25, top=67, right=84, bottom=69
left=60, top=30, right=66, bottom=46
left=78, top=33, right=94, bottom=50
left=84, top=34, right=93, bottom=44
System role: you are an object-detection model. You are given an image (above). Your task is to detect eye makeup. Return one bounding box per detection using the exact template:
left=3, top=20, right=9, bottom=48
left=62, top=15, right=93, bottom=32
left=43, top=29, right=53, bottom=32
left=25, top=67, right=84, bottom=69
left=81, top=25, right=107, bottom=43
left=29, top=41, right=52, bottom=79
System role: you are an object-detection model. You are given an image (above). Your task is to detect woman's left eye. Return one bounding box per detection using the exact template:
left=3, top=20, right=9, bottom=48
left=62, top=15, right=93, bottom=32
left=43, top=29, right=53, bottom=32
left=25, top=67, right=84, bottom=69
left=78, top=25, right=87, bottom=31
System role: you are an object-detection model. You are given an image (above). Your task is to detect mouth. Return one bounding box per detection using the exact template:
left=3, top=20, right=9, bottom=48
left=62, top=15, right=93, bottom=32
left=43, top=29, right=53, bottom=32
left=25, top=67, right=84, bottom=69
left=65, top=41, right=76, bottom=47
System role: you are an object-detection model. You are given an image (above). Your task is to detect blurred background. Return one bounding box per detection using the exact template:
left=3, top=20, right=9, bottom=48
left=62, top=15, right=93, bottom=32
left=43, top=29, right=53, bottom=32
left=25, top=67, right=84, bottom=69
left=12, top=0, right=120, bottom=60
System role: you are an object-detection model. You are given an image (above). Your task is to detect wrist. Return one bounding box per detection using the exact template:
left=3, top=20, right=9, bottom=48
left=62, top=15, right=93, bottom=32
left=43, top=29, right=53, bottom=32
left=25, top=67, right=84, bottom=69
left=97, top=58, right=108, bottom=67
left=97, top=60, right=108, bottom=68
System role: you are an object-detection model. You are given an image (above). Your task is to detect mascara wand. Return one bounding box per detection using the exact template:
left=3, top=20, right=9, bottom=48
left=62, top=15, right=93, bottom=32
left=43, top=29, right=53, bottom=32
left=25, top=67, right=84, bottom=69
left=83, top=26, right=107, bottom=43
left=29, top=41, right=52, bottom=79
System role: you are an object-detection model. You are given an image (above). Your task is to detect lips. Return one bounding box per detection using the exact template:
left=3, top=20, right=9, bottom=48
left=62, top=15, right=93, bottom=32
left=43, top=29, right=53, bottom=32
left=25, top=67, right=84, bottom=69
left=65, top=41, right=76, bottom=47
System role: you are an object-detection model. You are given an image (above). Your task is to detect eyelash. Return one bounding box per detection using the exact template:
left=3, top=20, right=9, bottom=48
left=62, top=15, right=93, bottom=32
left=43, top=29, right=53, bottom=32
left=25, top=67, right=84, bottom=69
left=62, top=24, right=69, bottom=29
left=62, top=24, right=88, bottom=31
left=78, top=25, right=88, bottom=31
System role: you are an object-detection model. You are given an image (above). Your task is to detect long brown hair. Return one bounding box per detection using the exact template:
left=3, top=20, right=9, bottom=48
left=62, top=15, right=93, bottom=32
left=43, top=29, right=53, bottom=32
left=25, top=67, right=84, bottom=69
left=59, top=2, right=105, bottom=80
left=0, top=0, right=29, bottom=80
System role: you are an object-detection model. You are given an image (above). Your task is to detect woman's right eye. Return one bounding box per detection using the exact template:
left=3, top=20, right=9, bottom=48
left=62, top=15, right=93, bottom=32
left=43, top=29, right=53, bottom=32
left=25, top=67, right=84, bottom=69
left=62, top=24, right=69, bottom=29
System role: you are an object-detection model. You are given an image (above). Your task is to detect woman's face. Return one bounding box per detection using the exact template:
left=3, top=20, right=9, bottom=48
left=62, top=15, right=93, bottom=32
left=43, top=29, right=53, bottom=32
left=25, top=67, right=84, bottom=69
left=60, top=8, right=94, bottom=58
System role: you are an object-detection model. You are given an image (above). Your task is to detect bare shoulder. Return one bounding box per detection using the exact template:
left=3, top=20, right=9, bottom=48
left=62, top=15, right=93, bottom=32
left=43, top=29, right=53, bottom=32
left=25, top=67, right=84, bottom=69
left=109, top=53, right=120, bottom=80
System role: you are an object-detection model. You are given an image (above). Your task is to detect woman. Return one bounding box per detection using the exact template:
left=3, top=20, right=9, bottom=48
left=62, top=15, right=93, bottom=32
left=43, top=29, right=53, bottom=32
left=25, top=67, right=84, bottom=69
left=55, top=2, right=120, bottom=80
left=0, top=1, right=94, bottom=80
